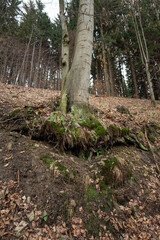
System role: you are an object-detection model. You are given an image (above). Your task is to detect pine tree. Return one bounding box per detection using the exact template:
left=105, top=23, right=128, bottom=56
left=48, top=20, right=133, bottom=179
left=0, top=0, right=21, bottom=35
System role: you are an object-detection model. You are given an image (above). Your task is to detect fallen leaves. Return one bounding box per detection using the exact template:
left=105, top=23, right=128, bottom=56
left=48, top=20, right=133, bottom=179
left=0, top=84, right=160, bottom=239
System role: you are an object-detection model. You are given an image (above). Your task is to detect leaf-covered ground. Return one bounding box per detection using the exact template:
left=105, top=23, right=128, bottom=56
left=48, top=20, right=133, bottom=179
left=0, top=83, right=160, bottom=239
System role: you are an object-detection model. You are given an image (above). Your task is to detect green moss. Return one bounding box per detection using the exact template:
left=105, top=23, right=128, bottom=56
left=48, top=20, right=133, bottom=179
left=104, top=157, right=118, bottom=170
left=121, top=127, right=130, bottom=135
left=99, top=180, right=108, bottom=192
left=86, top=185, right=99, bottom=201
left=72, top=170, right=77, bottom=182
left=41, top=154, right=55, bottom=166
left=24, top=108, right=36, bottom=120
left=26, top=107, right=34, bottom=113
left=86, top=215, right=99, bottom=236
left=109, top=125, right=120, bottom=131
left=125, top=135, right=135, bottom=144
left=52, top=122, right=65, bottom=135
left=8, top=107, right=36, bottom=121
left=55, top=162, right=69, bottom=179
left=60, top=92, right=67, bottom=113
left=71, top=127, right=81, bottom=138
left=47, top=113, right=65, bottom=135
left=148, top=135, right=155, bottom=143
left=41, top=154, right=69, bottom=179
left=99, top=157, right=118, bottom=186
left=96, top=148, right=104, bottom=157
left=71, top=105, right=107, bottom=136
left=138, top=142, right=148, bottom=151
left=95, top=124, right=107, bottom=136
left=80, top=117, right=107, bottom=137
left=8, top=108, right=21, bottom=116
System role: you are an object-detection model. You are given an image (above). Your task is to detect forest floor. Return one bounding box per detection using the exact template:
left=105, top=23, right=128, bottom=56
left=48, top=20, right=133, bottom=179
left=0, top=83, right=160, bottom=240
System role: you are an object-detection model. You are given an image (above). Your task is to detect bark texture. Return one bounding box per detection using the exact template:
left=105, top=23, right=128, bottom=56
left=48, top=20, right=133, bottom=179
left=60, top=0, right=94, bottom=112
left=128, top=51, right=139, bottom=98
left=130, top=0, right=156, bottom=105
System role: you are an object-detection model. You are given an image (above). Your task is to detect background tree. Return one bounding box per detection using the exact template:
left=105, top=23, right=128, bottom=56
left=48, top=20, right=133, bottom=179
left=0, top=0, right=160, bottom=101
left=0, top=0, right=21, bottom=36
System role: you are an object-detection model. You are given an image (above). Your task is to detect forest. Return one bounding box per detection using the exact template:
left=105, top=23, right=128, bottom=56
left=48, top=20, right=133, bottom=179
left=0, top=0, right=160, bottom=100
left=0, top=0, right=160, bottom=239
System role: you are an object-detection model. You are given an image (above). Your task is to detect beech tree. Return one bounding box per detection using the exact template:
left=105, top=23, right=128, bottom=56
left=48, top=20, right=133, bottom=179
left=59, top=0, right=94, bottom=114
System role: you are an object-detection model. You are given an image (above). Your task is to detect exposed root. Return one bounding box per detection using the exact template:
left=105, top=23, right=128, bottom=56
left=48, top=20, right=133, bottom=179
left=2, top=106, right=160, bottom=161
left=145, top=127, right=160, bottom=174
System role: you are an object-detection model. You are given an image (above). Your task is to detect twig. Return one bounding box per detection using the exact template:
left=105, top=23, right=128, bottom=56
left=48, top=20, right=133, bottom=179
left=0, top=116, right=17, bottom=123
left=16, top=170, right=20, bottom=186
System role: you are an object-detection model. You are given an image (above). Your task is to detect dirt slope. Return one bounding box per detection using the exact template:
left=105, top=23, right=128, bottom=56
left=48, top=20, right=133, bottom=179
left=0, top=83, right=160, bottom=239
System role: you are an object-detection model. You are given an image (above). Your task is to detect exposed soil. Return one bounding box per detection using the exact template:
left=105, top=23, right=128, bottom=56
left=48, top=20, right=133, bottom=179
left=0, top=83, right=160, bottom=239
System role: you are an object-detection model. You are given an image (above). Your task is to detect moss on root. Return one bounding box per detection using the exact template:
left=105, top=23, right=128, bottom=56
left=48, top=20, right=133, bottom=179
left=71, top=104, right=108, bottom=137
left=8, top=108, right=21, bottom=117
left=5, top=105, right=151, bottom=155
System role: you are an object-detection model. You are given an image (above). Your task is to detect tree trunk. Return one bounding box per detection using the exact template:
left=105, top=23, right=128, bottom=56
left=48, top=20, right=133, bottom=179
left=100, top=23, right=110, bottom=96
left=118, top=60, right=127, bottom=97
left=18, top=32, right=32, bottom=86
left=128, top=51, right=139, bottom=98
left=29, top=41, right=35, bottom=87
left=108, top=54, right=115, bottom=96
left=141, top=68, right=149, bottom=99
left=130, top=0, right=156, bottom=105
left=60, top=0, right=94, bottom=113
left=59, top=0, right=70, bottom=112
left=34, top=39, right=42, bottom=87
left=145, top=62, right=156, bottom=105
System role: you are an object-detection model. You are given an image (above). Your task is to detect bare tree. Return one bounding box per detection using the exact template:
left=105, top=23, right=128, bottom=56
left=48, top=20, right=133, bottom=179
left=59, top=0, right=94, bottom=114
left=130, top=0, right=156, bottom=106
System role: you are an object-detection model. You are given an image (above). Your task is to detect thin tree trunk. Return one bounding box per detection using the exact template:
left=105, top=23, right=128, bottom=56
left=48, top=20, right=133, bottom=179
left=2, top=52, right=8, bottom=84
left=128, top=51, right=139, bottom=98
left=29, top=41, right=36, bottom=87
left=153, top=0, right=160, bottom=26
left=18, top=31, right=33, bottom=86
left=8, top=51, right=15, bottom=84
left=130, top=0, right=156, bottom=105
left=142, top=68, right=149, bottom=99
left=59, top=0, right=69, bottom=112
left=119, top=60, right=127, bottom=97
left=108, top=55, right=115, bottom=96
left=34, top=39, right=42, bottom=87
left=100, top=23, right=110, bottom=96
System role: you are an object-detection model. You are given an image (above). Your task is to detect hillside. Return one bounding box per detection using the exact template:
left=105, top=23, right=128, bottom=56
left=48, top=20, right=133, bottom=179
left=0, top=83, right=160, bottom=239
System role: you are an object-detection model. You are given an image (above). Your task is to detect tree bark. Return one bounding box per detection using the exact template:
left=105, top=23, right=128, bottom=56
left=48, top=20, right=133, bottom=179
left=60, top=0, right=94, bottom=113
left=29, top=41, right=35, bottom=87
left=130, top=0, right=156, bottom=105
left=100, top=23, right=110, bottom=96
left=128, top=51, right=139, bottom=98
left=59, top=0, right=70, bottom=112
left=108, top=54, right=115, bottom=96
